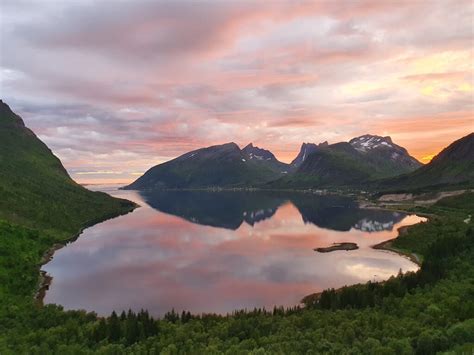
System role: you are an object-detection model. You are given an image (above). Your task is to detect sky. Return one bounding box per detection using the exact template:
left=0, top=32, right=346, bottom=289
left=1, top=0, right=473, bottom=184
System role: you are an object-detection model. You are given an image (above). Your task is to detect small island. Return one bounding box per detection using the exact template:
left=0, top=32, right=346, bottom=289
left=314, top=242, right=359, bottom=253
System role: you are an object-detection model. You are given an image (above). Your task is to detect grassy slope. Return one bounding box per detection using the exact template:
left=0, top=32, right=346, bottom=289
left=376, top=164, right=474, bottom=194
left=268, top=146, right=373, bottom=189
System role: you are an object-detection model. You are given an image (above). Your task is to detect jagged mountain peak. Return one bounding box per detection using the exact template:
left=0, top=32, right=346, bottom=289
left=291, top=142, right=319, bottom=167
left=242, top=142, right=269, bottom=151
left=242, top=143, right=276, bottom=161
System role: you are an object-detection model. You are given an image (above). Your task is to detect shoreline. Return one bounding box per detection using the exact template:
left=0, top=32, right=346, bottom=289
left=372, top=225, right=422, bottom=266
left=35, top=203, right=138, bottom=305
left=120, top=186, right=362, bottom=197
left=301, top=216, right=425, bottom=306
left=35, top=190, right=434, bottom=310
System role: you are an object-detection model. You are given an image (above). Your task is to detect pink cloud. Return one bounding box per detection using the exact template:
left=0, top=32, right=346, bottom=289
left=2, top=0, right=472, bottom=181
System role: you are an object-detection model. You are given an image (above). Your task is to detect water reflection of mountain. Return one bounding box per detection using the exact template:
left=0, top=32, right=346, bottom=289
left=352, top=211, right=405, bottom=232
left=140, top=190, right=286, bottom=230
left=290, top=194, right=405, bottom=232
left=140, top=190, right=406, bottom=232
left=290, top=194, right=358, bottom=231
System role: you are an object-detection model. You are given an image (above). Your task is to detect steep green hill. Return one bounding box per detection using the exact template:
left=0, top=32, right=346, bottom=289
left=377, top=132, right=474, bottom=192
left=0, top=100, right=135, bottom=310
left=0, top=100, right=134, bottom=235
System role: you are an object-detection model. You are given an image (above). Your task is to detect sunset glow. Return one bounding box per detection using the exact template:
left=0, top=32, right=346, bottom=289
left=1, top=0, right=473, bottom=183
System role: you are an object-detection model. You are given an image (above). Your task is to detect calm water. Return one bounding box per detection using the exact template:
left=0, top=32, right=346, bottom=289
left=43, top=186, right=425, bottom=316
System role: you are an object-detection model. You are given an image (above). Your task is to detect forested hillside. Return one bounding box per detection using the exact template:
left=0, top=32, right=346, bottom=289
left=1, top=192, right=472, bottom=353
left=0, top=101, right=136, bottom=350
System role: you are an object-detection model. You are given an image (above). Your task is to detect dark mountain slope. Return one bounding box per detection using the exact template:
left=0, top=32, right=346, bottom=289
left=291, top=142, right=320, bottom=168
left=349, top=135, right=421, bottom=174
left=377, top=132, right=474, bottom=191
left=124, top=142, right=284, bottom=190
left=0, top=100, right=134, bottom=234
left=296, top=142, right=375, bottom=185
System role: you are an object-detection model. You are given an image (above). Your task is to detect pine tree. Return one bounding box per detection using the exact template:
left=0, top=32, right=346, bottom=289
left=108, top=311, right=121, bottom=342
left=93, top=318, right=107, bottom=343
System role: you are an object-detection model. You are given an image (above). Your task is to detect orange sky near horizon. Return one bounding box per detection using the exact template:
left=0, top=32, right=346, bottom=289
left=76, top=130, right=469, bottom=185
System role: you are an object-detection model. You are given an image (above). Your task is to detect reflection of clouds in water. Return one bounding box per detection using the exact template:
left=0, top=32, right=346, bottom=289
left=43, top=188, right=423, bottom=316
left=343, top=261, right=403, bottom=282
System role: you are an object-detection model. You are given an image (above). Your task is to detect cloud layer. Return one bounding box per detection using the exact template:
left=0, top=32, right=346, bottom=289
left=1, top=0, right=473, bottom=182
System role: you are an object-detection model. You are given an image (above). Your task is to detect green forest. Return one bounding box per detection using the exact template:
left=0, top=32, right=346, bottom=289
left=1, top=191, right=473, bottom=354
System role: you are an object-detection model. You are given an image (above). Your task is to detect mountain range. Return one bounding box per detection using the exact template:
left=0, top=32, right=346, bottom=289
left=126, top=132, right=474, bottom=191
left=1, top=100, right=471, bottom=194
left=126, top=133, right=460, bottom=191
left=277, top=135, right=423, bottom=189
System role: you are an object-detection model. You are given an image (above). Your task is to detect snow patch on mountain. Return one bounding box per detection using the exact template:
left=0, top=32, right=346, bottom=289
left=248, top=152, right=264, bottom=160
left=348, top=134, right=421, bottom=169
left=350, top=135, right=394, bottom=152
